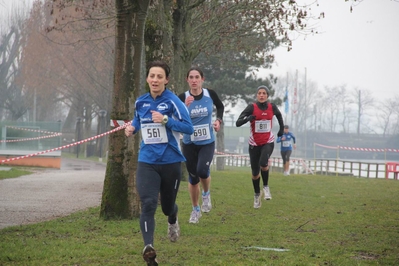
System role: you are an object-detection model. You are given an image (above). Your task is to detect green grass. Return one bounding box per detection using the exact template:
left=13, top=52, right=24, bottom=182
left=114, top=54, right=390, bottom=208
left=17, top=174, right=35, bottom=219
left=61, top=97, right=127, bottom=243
left=1, top=171, right=399, bottom=265
left=0, top=168, right=33, bottom=180
left=0, top=153, right=103, bottom=181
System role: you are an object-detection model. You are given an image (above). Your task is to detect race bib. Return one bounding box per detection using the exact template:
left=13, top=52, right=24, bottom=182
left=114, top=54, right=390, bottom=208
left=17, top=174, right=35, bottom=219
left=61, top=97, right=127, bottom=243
left=191, top=124, right=211, bottom=141
left=282, top=141, right=290, bottom=147
left=255, top=120, right=271, bottom=133
left=141, top=123, right=168, bottom=144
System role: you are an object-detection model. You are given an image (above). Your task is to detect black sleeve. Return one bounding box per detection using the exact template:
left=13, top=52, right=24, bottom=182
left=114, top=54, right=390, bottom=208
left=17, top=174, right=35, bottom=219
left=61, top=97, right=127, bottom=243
left=208, top=89, right=224, bottom=120
left=177, top=92, right=186, bottom=103
left=272, top=103, right=284, bottom=134
left=236, top=104, right=254, bottom=127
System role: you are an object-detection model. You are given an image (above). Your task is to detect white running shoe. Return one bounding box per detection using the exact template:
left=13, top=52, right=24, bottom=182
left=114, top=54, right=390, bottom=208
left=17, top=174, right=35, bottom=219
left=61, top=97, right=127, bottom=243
left=189, top=210, right=202, bottom=223
left=201, top=194, right=212, bottom=213
left=167, top=219, right=180, bottom=242
left=254, top=193, right=261, bottom=209
left=263, top=186, right=272, bottom=200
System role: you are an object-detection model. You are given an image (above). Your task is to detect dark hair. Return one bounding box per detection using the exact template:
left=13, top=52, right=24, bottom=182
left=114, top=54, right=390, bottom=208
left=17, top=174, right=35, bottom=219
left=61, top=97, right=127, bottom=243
left=146, top=61, right=170, bottom=78
left=186, top=66, right=204, bottom=78
left=284, top=125, right=289, bottom=129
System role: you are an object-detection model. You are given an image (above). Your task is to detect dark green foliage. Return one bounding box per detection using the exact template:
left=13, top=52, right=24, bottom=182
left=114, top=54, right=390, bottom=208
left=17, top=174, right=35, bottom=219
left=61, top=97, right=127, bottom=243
left=193, top=52, right=283, bottom=108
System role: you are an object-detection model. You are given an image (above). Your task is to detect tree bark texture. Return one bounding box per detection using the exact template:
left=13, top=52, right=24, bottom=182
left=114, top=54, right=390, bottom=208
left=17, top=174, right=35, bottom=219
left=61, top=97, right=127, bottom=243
left=100, top=0, right=150, bottom=220
left=216, top=124, right=225, bottom=170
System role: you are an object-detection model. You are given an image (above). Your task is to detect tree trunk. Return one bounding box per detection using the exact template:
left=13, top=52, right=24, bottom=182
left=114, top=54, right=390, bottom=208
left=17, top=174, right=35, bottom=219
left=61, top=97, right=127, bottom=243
left=171, top=1, right=194, bottom=94
left=216, top=123, right=225, bottom=170
left=100, top=0, right=150, bottom=220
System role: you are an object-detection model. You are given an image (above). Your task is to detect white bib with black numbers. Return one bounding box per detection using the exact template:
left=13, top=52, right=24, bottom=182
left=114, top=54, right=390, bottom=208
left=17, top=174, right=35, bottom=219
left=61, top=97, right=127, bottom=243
left=191, top=124, right=211, bottom=141
left=282, top=141, right=290, bottom=147
left=141, top=123, right=168, bottom=144
left=255, top=120, right=271, bottom=133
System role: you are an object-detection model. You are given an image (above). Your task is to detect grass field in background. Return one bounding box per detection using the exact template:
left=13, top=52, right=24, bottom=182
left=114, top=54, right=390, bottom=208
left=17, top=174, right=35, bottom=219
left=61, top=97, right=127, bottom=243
left=0, top=168, right=33, bottom=180
left=1, top=170, right=399, bottom=265
left=0, top=152, right=99, bottom=180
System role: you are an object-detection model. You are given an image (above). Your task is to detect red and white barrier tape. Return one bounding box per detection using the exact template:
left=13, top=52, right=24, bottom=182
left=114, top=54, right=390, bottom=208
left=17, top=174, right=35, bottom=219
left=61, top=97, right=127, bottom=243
left=314, top=143, right=399, bottom=153
left=314, top=143, right=338, bottom=150
left=0, top=121, right=131, bottom=164
left=1, top=120, right=130, bottom=143
left=339, top=146, right=398, bottom=152
left=110, top=120, right=131, bottom=127
left=5, top=126, right=61, bottom=135
left=0, top=132, right=62, bottom=143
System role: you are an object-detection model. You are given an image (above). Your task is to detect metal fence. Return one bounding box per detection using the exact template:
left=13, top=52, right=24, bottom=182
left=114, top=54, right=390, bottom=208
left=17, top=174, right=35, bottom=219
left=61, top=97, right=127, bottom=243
left=210, top=154, right=396, bottom=179
left=0, top=121, right=62, bottom=156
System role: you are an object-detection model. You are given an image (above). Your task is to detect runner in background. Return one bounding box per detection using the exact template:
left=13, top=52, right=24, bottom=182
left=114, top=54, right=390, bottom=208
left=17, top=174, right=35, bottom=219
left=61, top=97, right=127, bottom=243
left=178, top=66, right=224, bottom=224
left=276, top=125, right=296, bottom=176
left=235, top=85, right=284, bottom=208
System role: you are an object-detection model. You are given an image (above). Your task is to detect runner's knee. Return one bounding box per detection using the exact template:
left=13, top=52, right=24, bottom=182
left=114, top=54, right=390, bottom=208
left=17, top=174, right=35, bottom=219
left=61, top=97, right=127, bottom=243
left=188, top=173, right=200, bottom=185
left=140, top=197, right=158, bottom=215
left=261, top=165, right=269, bottom=171
left=196, top=168, right=209, bottom=180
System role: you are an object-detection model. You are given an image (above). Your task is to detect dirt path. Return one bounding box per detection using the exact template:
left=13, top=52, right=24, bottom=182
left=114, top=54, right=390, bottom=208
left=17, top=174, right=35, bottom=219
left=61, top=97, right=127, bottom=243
left=0, top=158, right=106, bottom=229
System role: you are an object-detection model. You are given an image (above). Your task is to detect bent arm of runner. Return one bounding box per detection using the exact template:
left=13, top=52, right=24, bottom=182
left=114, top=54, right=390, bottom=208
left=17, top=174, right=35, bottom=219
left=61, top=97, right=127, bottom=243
left=167, top=96, right=194, bottom=135
left=272, top=103, right=284, bottom=136
left=236, top=104, right=254, bottom=127
left=209, top=89, right=225, bottom=121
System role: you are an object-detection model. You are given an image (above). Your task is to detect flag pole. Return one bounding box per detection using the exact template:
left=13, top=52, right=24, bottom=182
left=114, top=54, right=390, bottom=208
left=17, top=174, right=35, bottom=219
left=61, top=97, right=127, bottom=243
left=285, top=72, right=288, bottom=123
left=293, top=70, right=298, bottom=158
left=304, top=67, right=307, bottom=159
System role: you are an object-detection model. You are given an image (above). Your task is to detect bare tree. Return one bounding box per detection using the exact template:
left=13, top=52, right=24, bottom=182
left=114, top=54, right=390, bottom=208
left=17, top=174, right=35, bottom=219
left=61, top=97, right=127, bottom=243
left=19, top=0, right=115, bottom=133
left=321, top=86, right=342, bottom=132
left=351, top=88, right=373, bottom=135
left=0, top=5, right=31, bottom=121
left=376, top=95, right=399, bottom=136
left=41, top=0, right=150, bottom=219
left=167, top=0, right=320, bottom=95
left=330, top=85, right=356, bottom=133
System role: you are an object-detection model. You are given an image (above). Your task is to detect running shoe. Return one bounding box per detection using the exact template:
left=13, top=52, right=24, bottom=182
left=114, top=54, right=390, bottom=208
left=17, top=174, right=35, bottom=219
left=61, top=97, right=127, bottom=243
left=142, top=244, right=158, bottom=266
left=254, top=193, right=261, bottom=209
left=167, top=219, right=180, bottom=242
left=263, top=186, right=272, bottom=200
left=189, top=210, right=202, bottom=223
left=201, top=194, right=212, bottom=213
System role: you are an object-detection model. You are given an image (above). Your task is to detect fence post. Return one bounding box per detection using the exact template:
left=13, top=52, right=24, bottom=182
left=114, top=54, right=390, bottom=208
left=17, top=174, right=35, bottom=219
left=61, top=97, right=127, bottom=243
left=75, top=117, right=83, bottom=158
left=98, top=110, right=107, bottom=161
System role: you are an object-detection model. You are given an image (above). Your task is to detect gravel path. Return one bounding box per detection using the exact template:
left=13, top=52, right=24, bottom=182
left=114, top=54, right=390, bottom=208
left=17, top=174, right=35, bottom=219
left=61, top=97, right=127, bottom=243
left=0, top=158, right=106, bottom=229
